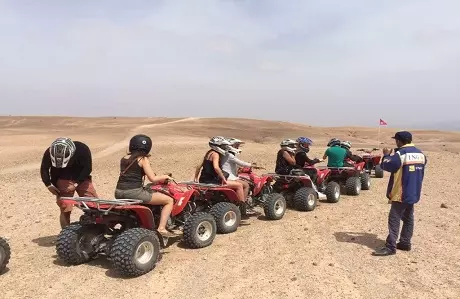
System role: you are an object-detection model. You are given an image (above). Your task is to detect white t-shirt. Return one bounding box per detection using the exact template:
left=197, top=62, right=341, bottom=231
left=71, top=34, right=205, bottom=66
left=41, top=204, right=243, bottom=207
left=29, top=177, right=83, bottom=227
left=221, top=152, right=251, bottom=180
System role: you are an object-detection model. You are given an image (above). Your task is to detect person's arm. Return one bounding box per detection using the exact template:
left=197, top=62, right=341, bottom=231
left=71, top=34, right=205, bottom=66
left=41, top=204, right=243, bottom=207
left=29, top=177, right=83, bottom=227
left=282, top=151, right=296, bottom=165
left=211, top=153, right=227, bottom=183
left=228, top=154, right=251, bottom=167
left=194, top=163, right=202, bottom=182
left=346, top=150, right=363, bottom=162
left=305, top=155, right=320, bottom=165
left=40, top=148, right=60, bottom=195
left=322, top=148, right=329, bottom=160
left=380, top=151, right=402, bottom=173
left=40, top=149, right=52, bottom=187
left=141, top=157, right=170, bottom=183
left=75, top=143, right=93, bottom=183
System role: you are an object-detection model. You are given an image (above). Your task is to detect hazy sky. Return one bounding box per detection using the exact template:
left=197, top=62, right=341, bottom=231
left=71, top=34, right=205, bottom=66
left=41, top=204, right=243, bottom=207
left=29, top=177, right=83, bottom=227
left=1, top=0, right=459, bottom=127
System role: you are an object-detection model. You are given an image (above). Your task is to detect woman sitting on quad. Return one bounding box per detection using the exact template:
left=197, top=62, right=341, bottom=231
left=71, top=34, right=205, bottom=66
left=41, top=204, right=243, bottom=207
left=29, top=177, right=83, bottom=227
left=114, top=134, right=179, bottom=238
left=340, top=140, right=363, bottom=167
left=221, top=137, right=258, bottom=200
left=194, top=136, right=245, bottom=201
left=275, top=139, right=298, bottom=175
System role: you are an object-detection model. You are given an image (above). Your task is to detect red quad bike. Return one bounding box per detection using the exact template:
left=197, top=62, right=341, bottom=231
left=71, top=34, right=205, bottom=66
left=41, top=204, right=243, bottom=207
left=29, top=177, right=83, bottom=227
left=269, top=169, right=328, bottom=212
left=55, top=177, right=218, bottom=277
left=237, top=166, right=287, bottom=220
left=320, top=160, right=370, bottom=197
left=176, top=181, right=246, bottom=234
left=303, top=165, right=342, bottom=203
left=0, top=237, right=11, bottom=274
left=357, top=148, right=384, bottom=178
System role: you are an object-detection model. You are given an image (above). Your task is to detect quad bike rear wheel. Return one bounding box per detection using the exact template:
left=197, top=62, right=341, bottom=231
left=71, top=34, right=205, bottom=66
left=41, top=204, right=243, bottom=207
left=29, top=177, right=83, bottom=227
left=110, top=228, right=160, bottom=277
left=374, top=165, right=384, bottom=178
left=56, top=223, right=105, bottom=265
left=346, top=177, right=361, bottom=196
left=210, top=202, right=241, bottom=234
left=0, top=237, right=11, bottom=273
left=263, top=193, right=286, bottom=220
left=361, top=173, right=371, bottom=190
left=183, top=212, right=217, bottom=248
left=293, top=187, right=317, bottom=211
left=325, top=181, right=341, bottom=203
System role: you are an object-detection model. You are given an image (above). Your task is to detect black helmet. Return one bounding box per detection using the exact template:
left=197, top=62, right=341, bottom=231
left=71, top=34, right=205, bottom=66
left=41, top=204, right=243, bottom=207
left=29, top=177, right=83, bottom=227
left=129, top=134, right=152, bottom=153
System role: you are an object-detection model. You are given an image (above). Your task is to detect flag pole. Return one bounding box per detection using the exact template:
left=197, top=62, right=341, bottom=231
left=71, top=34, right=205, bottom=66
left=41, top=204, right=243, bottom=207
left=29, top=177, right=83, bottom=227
left=377, top=121, right=381, bottom=149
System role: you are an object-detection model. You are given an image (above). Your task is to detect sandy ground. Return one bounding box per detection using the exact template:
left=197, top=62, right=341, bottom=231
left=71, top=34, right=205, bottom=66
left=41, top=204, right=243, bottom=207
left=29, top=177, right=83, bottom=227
left=0, top=116, right=459, bottom=299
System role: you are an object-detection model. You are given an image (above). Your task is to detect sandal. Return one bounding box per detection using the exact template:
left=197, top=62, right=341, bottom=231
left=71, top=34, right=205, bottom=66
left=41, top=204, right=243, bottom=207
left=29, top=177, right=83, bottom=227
left=158, top=230, right=181, bottom=238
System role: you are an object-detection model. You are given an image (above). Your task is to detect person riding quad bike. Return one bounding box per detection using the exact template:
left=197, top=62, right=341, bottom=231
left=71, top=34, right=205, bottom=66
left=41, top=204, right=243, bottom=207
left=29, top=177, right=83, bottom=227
left=194, top=136, right=245, bottom=202
left=340, top=140, right=364, bottom=167
left=294, top=137, right=324, bottom=185
left=322, top=138, right=347, bottom=167
left=221, top=137, right=259, bottom=200
left=275, top=139, right=298, bottom=175
left=114, top=134, right=180, bottom=238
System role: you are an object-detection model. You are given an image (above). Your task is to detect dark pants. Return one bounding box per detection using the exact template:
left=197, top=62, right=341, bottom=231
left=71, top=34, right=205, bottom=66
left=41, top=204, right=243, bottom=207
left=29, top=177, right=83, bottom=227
left=385, top=201, right=414, bottom=252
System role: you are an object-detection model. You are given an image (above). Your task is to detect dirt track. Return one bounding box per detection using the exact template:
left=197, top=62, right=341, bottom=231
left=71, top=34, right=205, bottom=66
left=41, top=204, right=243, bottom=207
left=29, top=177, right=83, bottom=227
left=0, top=117, right=459, bottom=299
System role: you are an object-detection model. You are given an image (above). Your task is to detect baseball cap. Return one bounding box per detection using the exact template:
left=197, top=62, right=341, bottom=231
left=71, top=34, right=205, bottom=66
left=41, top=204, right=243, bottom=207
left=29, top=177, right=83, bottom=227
left=391, top=131, right=412, bottom=143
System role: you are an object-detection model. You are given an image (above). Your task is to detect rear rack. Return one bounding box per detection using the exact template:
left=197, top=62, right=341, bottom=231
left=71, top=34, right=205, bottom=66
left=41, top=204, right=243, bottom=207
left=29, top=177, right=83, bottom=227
left=58, top=197, right=144, bottom=214
left=316, top=166, right=355, bottom=170
left=177, top=181, right=222, bottom=188
left=264, top=173, right=311, bottom=179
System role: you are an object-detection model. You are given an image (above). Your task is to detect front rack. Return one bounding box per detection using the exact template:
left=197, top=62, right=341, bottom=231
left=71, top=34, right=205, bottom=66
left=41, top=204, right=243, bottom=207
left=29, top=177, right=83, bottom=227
left=58, top=196, right=144, bottom=215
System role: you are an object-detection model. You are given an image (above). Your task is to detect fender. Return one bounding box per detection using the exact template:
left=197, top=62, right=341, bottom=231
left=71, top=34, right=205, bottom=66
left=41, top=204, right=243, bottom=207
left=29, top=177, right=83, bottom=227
left=171, top=189, right=199, bottom=217
left=114, top=205, right=154, bottom=230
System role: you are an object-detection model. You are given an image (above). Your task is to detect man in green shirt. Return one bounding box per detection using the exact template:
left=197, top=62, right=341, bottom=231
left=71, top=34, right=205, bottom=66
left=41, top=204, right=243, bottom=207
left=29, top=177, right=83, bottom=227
left=323, top=138, right=347, bottom=167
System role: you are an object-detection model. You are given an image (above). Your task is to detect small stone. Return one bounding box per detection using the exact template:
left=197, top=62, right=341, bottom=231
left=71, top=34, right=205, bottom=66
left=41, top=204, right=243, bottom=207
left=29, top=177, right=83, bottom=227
left=313, top=262, right=318, bottom=266
left=329, top=263, right=334, bottom=267
left=440, top=203, right=448, bottom=209
left=411, top=261, right=417, bottom=264
left=351, top=237, right=356, bottom=241
left=289, top=261, right=295, bottom=264
left=291, top=277, right=297, bottom=281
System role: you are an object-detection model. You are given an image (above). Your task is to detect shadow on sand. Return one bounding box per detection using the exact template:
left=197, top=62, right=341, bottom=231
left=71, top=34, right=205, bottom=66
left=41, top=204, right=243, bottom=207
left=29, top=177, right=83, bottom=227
left=334, top=231, right=385, bottom=250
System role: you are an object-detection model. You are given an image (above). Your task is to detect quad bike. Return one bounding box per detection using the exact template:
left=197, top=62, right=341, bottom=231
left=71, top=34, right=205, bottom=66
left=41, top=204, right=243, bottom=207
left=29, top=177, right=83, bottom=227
left=269, top=169, right=328, bottom=211
left=55, top=177, right=217, bottom=277
left=0, top=237, right=11, bottom=274
left=237, top=166, right=286, bottom=220
left=177, top=181, right=246, bottom=234
left=320, top=160, right=369, bottom=196
left=357, top=148, right=384, bottom=178
left=302, top=166, right=342, bottom=203
left=344, top=159, right=371, bottom=191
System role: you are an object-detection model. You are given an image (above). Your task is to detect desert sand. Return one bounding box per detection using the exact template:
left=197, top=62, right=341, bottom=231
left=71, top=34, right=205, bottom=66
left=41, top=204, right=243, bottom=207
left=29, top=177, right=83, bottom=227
left=0, top=116, right=459, bottom=299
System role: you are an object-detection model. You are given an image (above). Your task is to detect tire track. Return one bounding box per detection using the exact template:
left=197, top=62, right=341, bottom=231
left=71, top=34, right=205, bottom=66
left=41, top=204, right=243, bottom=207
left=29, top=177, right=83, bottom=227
left=0, top=117, right=199, bottom=175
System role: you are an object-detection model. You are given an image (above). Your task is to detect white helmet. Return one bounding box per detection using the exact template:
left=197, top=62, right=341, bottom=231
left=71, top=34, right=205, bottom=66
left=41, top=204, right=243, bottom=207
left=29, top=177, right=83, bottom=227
left=227, top=137, right=244, bottom=155
left=340, top=140, right=352, bottom=150
left=280, top=139, right=298, bottom=153
left=209, top=136, right=230, bottom=155
left=49, top=137, right=76, bottom=168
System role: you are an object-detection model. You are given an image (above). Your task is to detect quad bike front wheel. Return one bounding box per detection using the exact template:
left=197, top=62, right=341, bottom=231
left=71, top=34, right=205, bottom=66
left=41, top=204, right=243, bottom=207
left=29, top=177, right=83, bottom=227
left=325, top=181, right=341, bottom=203
left=361, top=173, right=371, bottom=190
left=346, top=177, right=361, bottom=196
left=293, top=187, right=317, bottom=211
left=110, top=228, right=161, bottom=277
left=374, top=165, right=384, bottom=178
left=210, top=202, right=241, bottom=234
left=56, top=223, right=105, bottom=265
left=183, top=212, right=217, bottom=248
left=0, top=237, right=11, bottom=273
left=263, top=193, right=286, bottom=220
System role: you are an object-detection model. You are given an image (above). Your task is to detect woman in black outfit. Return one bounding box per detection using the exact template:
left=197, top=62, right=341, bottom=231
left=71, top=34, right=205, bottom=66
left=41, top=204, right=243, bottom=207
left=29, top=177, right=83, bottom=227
left=114, top=134, right=179, bottom=238
left=194, top=136, right=245, bottom=201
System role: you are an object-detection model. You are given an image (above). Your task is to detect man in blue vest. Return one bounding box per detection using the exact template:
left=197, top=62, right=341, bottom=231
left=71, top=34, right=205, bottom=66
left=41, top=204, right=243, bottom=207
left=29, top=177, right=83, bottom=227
left=373, top=131, right=427, bottom=256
